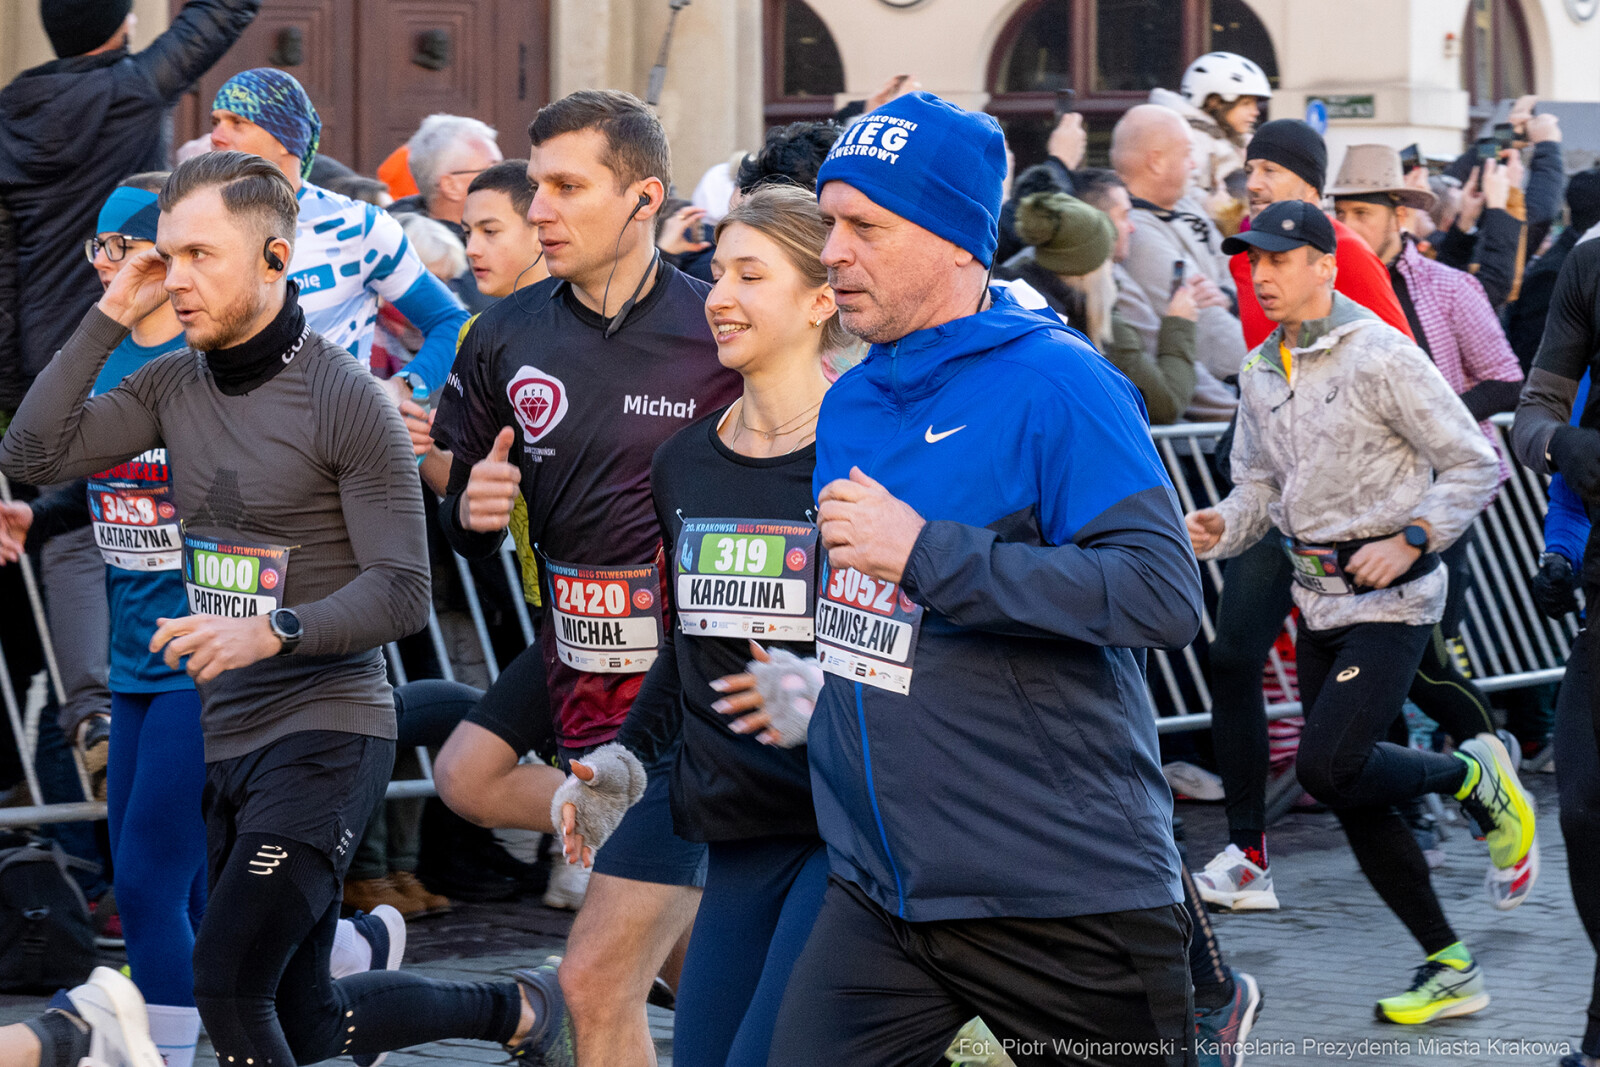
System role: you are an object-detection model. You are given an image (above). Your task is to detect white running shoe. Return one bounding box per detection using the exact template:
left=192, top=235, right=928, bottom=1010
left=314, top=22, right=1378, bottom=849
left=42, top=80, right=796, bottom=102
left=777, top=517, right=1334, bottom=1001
left=1486, top=831, right=1540, bottom=911
left=66, top=967, right=164, bottom=1067
left=542, top=858, right=591, bottom=911
left=1163, top=761, right=1225, bottom=801
left=1193, top=845, right=1280, bottom=911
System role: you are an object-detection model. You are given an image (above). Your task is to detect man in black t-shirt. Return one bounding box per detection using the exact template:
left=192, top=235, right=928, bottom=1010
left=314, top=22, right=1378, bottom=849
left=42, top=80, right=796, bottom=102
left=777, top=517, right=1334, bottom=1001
left=430, top=90, right=739, bottom=1066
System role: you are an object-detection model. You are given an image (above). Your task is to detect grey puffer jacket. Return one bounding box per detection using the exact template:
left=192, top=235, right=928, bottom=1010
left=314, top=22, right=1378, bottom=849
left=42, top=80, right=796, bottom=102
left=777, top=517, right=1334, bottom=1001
left=1203, top=293, right=1499, bottom=629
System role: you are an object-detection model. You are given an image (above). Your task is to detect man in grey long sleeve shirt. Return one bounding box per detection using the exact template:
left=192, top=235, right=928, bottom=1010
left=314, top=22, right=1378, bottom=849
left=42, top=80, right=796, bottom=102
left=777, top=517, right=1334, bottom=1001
left=0, top=152, right=566, bottom=1067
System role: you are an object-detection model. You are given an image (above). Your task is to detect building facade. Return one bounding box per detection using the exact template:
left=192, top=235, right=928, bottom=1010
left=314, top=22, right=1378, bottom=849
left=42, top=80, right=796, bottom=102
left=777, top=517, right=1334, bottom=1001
left=4, top=0, right=1598, bottom=196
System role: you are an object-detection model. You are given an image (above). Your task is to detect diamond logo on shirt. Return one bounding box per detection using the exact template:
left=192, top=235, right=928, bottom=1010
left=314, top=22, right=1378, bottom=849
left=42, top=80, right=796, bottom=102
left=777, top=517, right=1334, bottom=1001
left=507, top=365, right=570, bottom=444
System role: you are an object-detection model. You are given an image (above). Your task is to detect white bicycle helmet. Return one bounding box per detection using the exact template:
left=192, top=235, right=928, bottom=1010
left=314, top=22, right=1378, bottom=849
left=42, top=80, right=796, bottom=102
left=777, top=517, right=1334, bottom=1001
left=1180, top=52, right=1272, bottom=107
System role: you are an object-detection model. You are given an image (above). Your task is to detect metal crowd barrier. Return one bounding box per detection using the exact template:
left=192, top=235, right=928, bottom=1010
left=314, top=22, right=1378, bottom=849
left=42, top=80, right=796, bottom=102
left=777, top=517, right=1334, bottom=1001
left=1147, top=414, right=1576, bottom=734
left=0, top=414, right=1577, bottom=827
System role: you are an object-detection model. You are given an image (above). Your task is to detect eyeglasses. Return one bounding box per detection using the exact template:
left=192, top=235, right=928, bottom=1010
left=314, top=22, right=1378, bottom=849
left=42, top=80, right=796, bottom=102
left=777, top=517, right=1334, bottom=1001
left=84, top=234, right=151, bottom=264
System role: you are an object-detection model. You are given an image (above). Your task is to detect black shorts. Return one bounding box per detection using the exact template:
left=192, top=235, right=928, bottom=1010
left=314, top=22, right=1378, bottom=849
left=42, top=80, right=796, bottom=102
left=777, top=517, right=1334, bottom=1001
left=202, top=730, right=395, bottom=887
left=769, top=876, right=1194, bottom=1067
left=463, top=642, right=558, bottom=763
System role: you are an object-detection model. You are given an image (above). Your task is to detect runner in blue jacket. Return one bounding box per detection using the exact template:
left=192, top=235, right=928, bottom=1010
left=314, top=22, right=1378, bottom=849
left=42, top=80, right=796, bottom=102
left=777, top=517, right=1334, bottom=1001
left=769, top=90, right=1204, bottom=1067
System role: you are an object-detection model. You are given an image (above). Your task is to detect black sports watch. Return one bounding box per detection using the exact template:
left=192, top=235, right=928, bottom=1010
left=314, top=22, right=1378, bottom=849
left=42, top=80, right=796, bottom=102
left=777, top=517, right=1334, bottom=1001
left=1402, top=524, right=1430, bottom=551
left=269, top=608, right=303, bottom=655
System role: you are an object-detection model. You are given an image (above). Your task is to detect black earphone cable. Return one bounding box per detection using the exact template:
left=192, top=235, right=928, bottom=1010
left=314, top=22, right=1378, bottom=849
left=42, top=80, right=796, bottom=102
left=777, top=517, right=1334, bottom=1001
left=599, top=193, right=650, bottom=323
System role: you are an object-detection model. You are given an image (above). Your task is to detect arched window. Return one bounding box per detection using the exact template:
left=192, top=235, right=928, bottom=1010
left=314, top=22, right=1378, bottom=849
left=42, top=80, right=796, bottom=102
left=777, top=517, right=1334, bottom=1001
left=763, top=0, right=845, bottom=124
left=989, top=0, right=1276, bottom=173
left=1462, top=0, right=1534, bottom=125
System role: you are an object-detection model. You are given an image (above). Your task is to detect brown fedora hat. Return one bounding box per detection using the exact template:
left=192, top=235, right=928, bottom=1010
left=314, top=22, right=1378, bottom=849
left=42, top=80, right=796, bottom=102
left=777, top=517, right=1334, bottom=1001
left=1327, top=144, right=1437, bottom=211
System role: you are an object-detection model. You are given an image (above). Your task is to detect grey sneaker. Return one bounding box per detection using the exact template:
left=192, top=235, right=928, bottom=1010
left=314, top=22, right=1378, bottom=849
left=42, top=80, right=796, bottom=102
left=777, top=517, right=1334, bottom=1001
left=509, top=957, right=575, bottom=1067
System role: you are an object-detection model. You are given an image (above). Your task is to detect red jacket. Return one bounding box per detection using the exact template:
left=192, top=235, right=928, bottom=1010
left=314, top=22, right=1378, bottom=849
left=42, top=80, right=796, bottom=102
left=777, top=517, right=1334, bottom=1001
left=1231, top=216, right=1414, bottom=349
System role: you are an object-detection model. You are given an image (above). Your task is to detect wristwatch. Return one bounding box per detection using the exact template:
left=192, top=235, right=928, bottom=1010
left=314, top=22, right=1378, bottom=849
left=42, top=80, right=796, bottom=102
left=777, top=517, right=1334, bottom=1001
left=1402, top=524, right=1430, bottom=551
left=269, top=608, right=303, bottom=655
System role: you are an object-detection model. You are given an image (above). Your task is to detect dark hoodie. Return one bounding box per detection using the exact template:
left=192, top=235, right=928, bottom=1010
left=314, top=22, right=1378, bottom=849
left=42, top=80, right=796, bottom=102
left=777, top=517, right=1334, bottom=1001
left=0, top=0, right=258, bottom=413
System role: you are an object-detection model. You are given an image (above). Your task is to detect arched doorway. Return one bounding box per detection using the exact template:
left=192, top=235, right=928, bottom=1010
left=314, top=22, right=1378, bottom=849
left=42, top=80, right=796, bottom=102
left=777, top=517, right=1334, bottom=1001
left=1461, top=0, right=1535, bottom=127
left=988, top=0, right=1277, bottom=173
left=763, top=0, right=846, bottom=125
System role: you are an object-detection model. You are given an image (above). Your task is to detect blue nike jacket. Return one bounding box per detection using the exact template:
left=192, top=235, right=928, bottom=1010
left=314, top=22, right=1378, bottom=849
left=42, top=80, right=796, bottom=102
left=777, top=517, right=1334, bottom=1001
left=810, top=287, right=1202, bottom=922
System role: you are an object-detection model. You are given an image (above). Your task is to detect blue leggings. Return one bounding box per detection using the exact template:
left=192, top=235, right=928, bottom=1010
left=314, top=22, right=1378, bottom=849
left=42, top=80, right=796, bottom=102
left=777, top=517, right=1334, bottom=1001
left=106, top=690, right=208, bottom=1007
left=672, top=836, right=829, bottom=1067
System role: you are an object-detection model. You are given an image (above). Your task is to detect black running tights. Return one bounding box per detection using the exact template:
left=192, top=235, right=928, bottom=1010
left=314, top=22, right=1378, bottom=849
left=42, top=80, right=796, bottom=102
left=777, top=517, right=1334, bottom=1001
left=1294, top=622, right=1470, bottom=956
left=191, top=831, right=521, bottom=1066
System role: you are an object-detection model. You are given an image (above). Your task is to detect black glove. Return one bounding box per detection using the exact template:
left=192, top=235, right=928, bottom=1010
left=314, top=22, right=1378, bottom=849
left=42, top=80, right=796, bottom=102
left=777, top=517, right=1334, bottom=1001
left=1547, top=424, right=1600, bottom=498
left=1530, top=552, right=1580, bottom=619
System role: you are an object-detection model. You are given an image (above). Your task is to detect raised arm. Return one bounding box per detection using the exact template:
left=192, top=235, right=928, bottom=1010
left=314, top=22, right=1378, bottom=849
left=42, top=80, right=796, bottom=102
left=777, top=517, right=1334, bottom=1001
left=135, top=0, right=262, bottom=103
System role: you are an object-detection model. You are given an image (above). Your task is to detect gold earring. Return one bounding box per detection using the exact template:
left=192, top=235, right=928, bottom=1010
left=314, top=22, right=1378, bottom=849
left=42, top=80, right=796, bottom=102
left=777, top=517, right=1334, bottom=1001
left=811, top=319, right=823, bottom=328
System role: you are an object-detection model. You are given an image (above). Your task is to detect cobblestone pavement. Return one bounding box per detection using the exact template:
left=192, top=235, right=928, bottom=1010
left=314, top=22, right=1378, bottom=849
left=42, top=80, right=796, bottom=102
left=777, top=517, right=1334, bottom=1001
left=0, top=771, right=1586, bottom=1066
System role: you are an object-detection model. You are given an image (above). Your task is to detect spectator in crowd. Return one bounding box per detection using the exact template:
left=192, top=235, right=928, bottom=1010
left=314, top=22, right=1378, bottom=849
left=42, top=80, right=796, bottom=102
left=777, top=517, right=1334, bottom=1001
left=1109, top=105, right=1245, bottom=404
left=1001, top=190, right=1201, bottom=424
left=1060, top=167, right=1237, bottom=424
left=378, top=142, right=420, bottom=200
left=1149, top=50, right=1272, bottom=216
left=995, top=111, right=1088, bottom=265
left=1330, top=146, right=1524, bottom=438
left=687, top=151, right=747, bottom=222
left=0, top=0, right=259, bottom=415
left=1508, top=168, right=1600, bottom=369
left=735, top=121, right=842, bottom=197
left=207, top=68, right=469, bottom=404
left=392, top=115, right=501, bottom=227
left=660, top=120, right=848, bottom=289
left=391, top=114, right=503, bottom=313
left=323, top=174, right=393, bottom=207
left=401, top=213, right=469, bottom=284
left=1230, top=118, right=1413, bottom=348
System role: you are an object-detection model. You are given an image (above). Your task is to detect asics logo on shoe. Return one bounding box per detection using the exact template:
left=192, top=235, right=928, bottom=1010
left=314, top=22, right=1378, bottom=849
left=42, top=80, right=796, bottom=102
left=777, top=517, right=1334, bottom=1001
left=1337, top=667, right=1360, bottom=682
left=248, top=845, right=289, bottom=875
left=925, top=424, right=966, bottom=444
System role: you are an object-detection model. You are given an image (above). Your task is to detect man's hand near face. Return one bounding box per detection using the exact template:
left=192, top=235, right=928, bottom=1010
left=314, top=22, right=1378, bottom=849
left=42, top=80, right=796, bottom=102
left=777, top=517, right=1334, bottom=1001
left=97, top=248, right=170, bottom=328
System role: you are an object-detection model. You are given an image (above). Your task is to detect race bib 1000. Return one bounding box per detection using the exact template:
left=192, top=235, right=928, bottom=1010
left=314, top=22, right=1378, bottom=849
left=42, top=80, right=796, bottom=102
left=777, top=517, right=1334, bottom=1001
left=545, top=558, right=662, bottom=674
left=675, top=518, right=817, bottom=641
left=815, top=560, right=922, bottom=695
left=182, top=534, right=290, bottom=617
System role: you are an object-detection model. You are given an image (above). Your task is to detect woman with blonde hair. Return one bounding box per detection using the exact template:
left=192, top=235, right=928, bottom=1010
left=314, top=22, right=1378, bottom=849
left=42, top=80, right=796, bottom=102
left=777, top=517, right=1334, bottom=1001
left=611, top=183, right=841, bottom=1067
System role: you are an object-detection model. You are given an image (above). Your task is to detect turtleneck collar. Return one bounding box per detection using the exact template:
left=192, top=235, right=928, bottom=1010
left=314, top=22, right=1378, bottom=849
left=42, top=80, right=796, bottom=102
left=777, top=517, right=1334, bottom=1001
left=203, top=282, right=309, bottom=396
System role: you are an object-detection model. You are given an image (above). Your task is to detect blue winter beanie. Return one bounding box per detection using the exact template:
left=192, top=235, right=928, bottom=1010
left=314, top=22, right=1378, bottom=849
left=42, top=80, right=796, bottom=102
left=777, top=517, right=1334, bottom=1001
left=212, top=69, right=322, bottom=179
left=96, top=187, right=159, bottom=242
left=815, top=92, right=1007, bottom=267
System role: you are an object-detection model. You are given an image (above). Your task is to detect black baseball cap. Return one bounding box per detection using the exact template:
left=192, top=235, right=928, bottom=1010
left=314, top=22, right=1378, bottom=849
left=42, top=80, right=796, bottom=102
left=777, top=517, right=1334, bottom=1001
left=1221, top=200, right=1337, bottom=256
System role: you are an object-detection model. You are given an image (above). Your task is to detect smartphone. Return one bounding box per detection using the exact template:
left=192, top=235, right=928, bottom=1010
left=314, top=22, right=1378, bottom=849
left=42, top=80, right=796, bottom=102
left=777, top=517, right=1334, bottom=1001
left=1493, top=122, right=1516, bottom=152
left=1170, top=260, right=1187, bottom=298
left=1054, top=89, right=1077, bottom=121
left=1399, top=143, right=1422, bottom=173
left=1474, top=138, right=1498, bottom=162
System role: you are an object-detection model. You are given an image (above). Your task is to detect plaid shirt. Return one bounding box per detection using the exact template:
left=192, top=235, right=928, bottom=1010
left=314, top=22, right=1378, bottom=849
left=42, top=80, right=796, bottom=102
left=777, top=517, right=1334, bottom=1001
left=1392, top=237, right=1523, bottom=480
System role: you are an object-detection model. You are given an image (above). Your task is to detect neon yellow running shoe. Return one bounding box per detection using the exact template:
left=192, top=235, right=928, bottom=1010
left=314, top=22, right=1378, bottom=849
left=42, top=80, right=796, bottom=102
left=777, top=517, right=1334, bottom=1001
left=1456, top=733, right=1536, bottom=870
left=1376, top=946, right=1489, bottom=1025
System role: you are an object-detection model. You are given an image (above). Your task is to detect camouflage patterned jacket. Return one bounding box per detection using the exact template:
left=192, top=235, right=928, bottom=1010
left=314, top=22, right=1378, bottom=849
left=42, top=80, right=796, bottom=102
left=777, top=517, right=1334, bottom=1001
left=1202, top=292, right=1499, bottom=629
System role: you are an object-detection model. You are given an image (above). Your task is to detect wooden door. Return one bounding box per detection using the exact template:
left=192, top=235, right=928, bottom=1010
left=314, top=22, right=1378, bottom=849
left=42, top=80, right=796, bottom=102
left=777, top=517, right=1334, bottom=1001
left=170, top=0, right=549, bottom=173
left=171, top=0, right=358, bottom=166
left=356, top=0, right=549, bottom=168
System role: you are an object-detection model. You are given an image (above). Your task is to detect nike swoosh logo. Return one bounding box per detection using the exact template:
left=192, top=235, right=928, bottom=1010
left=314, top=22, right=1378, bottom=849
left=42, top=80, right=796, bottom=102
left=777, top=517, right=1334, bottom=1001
left=925, top=424, right=966, bottom=444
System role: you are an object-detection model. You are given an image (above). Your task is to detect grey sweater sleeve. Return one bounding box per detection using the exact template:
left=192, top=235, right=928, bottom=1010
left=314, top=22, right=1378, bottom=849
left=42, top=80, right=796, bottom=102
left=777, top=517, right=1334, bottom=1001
left=0, top=308, right=162, bottom=485
left=291, top=356, right=432, bottom=657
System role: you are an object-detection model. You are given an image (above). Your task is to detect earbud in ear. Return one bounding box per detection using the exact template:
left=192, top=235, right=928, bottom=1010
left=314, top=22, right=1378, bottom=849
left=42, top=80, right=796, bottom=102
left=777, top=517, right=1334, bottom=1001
left=263, top=238, right=285, bottom=273
left=637, top=193, right=651, bottom=209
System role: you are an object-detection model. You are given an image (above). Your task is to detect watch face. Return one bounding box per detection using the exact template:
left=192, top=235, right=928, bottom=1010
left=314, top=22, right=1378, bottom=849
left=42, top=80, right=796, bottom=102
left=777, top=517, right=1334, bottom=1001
left=274, top=610, right=303, bottom=638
